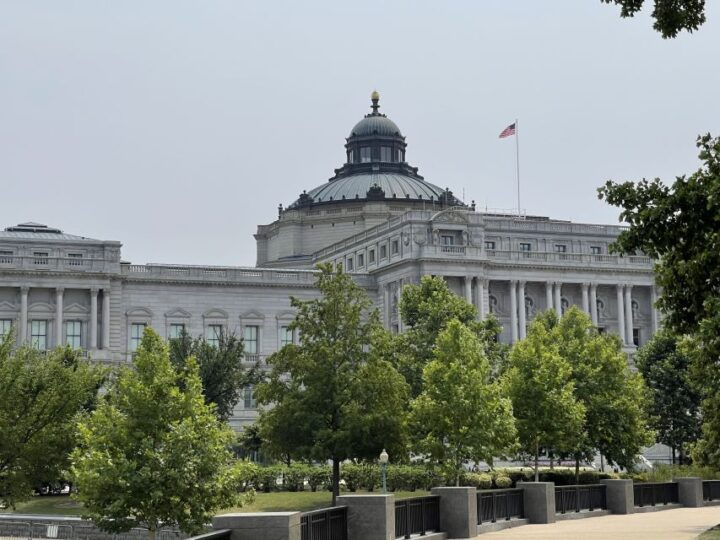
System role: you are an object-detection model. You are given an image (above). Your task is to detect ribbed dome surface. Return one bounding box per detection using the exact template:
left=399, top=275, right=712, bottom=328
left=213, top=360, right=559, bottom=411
left=349, top=115, right=402, bottom=138
left=303, top=173, right=447, bottom=203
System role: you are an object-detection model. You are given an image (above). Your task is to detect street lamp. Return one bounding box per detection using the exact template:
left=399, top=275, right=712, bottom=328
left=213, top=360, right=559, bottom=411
left=379, top=449, right=389, bottom=493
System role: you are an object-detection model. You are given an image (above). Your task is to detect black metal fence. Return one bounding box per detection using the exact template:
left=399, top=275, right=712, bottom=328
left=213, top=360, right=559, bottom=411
left=555, top=484, right=607, bottom=514
left=703, top=480, right=720, bottom=502
left=477, top=489, right=524, bottom=524
left=300, top=506, right=347, bottom=540
left=394, top=495, right=440, bottom=539
left=633, top=482, right=679, bottom=507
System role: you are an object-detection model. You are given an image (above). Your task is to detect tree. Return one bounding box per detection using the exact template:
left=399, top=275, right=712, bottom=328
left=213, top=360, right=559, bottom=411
left=169, top=329, right=258, bottom=422
left=71, top=328, right=246, bottom=540
left=598, top=134, right=720, bottom=467
left=601, top=0, right=706, bottom=38
left=411, top=319, right=517, bottom=485
left=255, top=264, right=409, bottom=505
left=397, top=275, right=507, bottom=396
left=538, top=308, right=653, bottom=479
left=635, top=331, right=701, bottom=464
left=503, top=317, right=586, bottom=481
left=0, top=332, right=104, bottom=508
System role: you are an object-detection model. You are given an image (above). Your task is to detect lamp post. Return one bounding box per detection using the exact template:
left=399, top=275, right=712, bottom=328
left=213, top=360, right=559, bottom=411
left=379, top=449, right=389, bottom=493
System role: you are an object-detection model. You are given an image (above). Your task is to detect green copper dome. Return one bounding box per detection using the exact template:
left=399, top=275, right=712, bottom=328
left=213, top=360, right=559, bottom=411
left=349, top=115, right=402, bottom=138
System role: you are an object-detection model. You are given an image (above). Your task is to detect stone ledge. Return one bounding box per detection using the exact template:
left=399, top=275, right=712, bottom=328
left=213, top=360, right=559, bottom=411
left=555, top=509, right=610, bottom=521
left=632, top=503, right=683, bottom=513
left=477, top=518, right=529, bottom=534
left=704, top=500, right=720, bottom=507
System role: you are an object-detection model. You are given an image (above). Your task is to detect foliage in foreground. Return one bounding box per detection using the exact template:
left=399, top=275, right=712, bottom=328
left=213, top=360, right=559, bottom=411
left=601, top=0, right=706, bottom=38
left=0, top=332, right=105, bottom=508
left=71, top=328, right=249, bottom=539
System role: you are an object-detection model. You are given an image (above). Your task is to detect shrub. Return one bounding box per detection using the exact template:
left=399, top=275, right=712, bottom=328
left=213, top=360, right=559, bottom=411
left=236, top=460, right=259, bottom=492
left=406, top=466, right=428, bottom=491
left=307, top=466, right=330, bottom=492
left=494, top=475, right=512, bottom=488
left=341, top=463, right=363, bottom=492
left=254, top=465, right=282, bottom=492
left=284, top=463, right=309, bottom=492
left=465, top=472, right=492, bottom=489
left=359, top=463, right=380, bottom=491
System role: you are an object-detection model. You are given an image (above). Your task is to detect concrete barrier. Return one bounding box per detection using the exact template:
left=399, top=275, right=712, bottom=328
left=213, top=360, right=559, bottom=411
left=212, top=512, right=300, bottom=540
left=431, top=486, right=477, bottom=539
left=517, top=482, right=556, bottom=524
left=336, top=494, right=394, bottom=540
left=600, top=479, right=634, bottom=514
left=676, top=477, right=704, bottom=508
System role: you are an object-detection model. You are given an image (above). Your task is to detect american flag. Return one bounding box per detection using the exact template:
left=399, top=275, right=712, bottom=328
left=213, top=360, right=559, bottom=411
left=499, top=123, right=516, bottom=138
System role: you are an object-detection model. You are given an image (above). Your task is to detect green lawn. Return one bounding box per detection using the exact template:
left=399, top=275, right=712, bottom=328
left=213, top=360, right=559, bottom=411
left=0, top=491, right=430, bottom=517
left=699, top=525, right=720, bottom=539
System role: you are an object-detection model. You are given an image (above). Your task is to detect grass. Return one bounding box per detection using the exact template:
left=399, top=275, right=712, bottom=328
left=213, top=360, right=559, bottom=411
left=699, top=525, right=720, bottom=539
left=632, top=464, right=720, bottom=483
left=0, top=491, right=430, bottom=517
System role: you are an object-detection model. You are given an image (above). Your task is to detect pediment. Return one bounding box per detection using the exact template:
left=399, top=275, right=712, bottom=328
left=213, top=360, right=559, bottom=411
left=64, top=303, right=89, bottom=314
left=431, top=209, right=469, bottom=225
left=241, top=309, right=265, bottom=320
left=275, top=310, right=296, bottom=321
left=203, top=308, right=228, bottom=319
left=165, top=308, right=191, bottom=319
left=0, top=301, right=17, bottom=312
left=28, top=302, right=54, bottom=313
left=126, top=307, right=154, bottom=318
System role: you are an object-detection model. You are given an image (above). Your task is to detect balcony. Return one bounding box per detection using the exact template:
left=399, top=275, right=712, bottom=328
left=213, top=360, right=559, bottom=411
left=0, top=255, right=110, bottom=272
left=485, top=250, right=652, bottom=267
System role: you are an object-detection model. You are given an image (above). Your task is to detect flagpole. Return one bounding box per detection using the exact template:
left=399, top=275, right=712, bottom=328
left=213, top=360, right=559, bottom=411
left=515, top=118, right=521, bottom=218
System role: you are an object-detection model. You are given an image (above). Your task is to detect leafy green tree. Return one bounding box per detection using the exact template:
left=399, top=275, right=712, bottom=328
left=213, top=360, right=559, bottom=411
left=601, top=0, right=706, bottom=38
left=411, top=319, right=517, bottom=485
left=0, top=332, right=104, bottom=508
left=598, top=134, right=720, bottom=467
left=503, top=318, right=586, bottom=481
left=538, top=308, right=653, bottom=479
left=397, top=275, right=507, bottom=396
left=635, top=330, right=701, bottom=464
left=169, top=329, right=258, bottom=422
left=71, top=328, right=247, bottom=540
left=256, top=264, right=409, bottom=505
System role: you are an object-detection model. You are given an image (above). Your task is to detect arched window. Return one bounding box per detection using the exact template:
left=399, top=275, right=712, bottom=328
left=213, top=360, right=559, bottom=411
left=488, top=295, right=498, bottom=314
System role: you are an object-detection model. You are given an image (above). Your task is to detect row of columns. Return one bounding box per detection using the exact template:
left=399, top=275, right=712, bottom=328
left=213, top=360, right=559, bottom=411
left=18, top=286, right=110, bottom=349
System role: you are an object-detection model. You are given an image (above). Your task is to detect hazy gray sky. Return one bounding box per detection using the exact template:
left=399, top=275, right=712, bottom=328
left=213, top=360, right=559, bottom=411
left=2, top=1, right=719, bottom=266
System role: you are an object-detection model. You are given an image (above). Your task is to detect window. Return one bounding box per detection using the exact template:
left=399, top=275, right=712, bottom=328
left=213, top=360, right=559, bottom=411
left=169, top=323, right=185, bottom=340
left=397, top=149, right=403, bottom=162
left=554, top=244, right=567, bottom=253
left=65, top=321, right=82, bottom=348
left=380, top=245, right=387, bottom=259
left=360, top=147, right=371, bottom=163
left=67, top=253, right=83, bottom=266
left=358, top=253, right=364, bottom=267
left=369, top=249, right=375, bottom=263
left=441, top=235, right=454, bottom=246
left=33, top=252, right=49, bottom=265
left=561, top=298, right=570, bottom=315
left=597, top=327, right=606, bottom=334
left=130, top=323, right=146, bottom=352
left=279, top=326, right=294, bottom=347
left=519, top=243, right=531, bottom=252
left=207, top=324, right=222, bottom=347
left=591, top=246, right=602, bottom=255
left=348, top=150, right=354, bottom=163
left=488, top=295, right=498, bottom=314
left=391, top=240, right=399, bottom=254
left=244, top=325, right=259, bottom=354
left=0, top=319, right=12, bottom=338
left=633, top=328, right=640, bottom=346
left=346, top=257, right=354, bottom=271
left=380, top=146, right=392, bottom=162
left=485, top=241, right=496, bottom=250
left=31, top=320, right=48, bottom=350
left=243, top=385, right=257, bottom=409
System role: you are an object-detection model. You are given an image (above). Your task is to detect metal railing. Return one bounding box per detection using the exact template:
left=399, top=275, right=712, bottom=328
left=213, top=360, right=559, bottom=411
left=703, top=480, right=720, bottom=502
left=300, top=506, right=347, bottom=540
left=555, top=484, right=607, bottom=514
left=477, top=488, right=524, bottom=524
left=394, top=495, right=440, bottom=539
left=633, top=482, right=679, bottom=507
left=0, top=521, right=183, bottom=540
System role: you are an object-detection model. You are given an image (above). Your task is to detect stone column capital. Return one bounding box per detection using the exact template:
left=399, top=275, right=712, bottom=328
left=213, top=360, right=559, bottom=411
left=519, top=280, right=526, bottom=287
left=55, top=286, right=65, bottom=294
left=582, top=282, right=590, bottom=289
left=90, top=287, right=99, bottom=295
left=20, top=285, right=29, bottom=294
left=511, top=279, right=518, bottom=285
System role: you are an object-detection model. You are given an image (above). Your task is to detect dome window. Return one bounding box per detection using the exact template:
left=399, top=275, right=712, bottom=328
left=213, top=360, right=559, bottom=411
left=360, top=147, right=371, bottom=163
left=348, top=150, right=354, bottom=163
left=380, top=147, right=392, bottom=162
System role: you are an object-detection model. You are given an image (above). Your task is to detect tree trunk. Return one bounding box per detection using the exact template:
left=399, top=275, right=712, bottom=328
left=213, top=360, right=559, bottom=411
left=332, top=457, right=340, bottom=507
left=672, top=446, right=676, bottom=465
left=534, top=439, right=540, bottom=482
left=148, top=527, right=156, bottom=540
left=600, top=454, right=605, bottom=472
left=574, top=456, right=580, bottom=485
left=549, top=456, right=554, bottom=469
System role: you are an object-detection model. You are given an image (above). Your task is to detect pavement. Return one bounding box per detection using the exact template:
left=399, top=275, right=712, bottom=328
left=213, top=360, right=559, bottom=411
left=480, top=506, right=720, bottom=539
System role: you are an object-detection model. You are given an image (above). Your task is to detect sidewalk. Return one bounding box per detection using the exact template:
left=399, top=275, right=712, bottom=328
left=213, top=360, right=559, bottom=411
left=481, top=506, right=720, bottom=539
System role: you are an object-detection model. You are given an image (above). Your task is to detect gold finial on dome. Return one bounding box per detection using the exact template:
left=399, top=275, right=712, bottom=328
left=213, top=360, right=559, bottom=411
left=370, top=90, right=380, bottom=113
left=371, top=89, right=380, bottom=100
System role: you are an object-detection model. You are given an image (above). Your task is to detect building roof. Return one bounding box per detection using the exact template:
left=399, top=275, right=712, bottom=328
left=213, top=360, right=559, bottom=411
left=349, top=115, right=402, bottom=138
left=302, top=173, right=453, bottom=204
left=0, top=222, right=101, bottom=242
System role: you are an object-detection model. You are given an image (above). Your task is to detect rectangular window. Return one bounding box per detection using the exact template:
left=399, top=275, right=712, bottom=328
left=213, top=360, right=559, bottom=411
left=31, top=320, right=48, bottom=350
left=519, top=243, right=531, bottom=252
left=485, top=240, right=496, bottom=250
left=369, top=249, right=375, bottom=263
left=597, top=327, right=606, bottom=334
left=243, top=385, right=257, bottom=409
left=33, top=252, right=49, bottom=265
left=380, top=245, right=387, bottom=259
left=130, top=323, right=146, bottom=352
left=397, top=149, right=403, bottom=162
left=348, top=150, right=354, bottom=163
left=0, top=319, right=12, bottom=338
left=346, top=257, right=354, bottom=271
left=169, top=323, right=185, bottom=340
left=67, top=253, right=83, bottom=266
left=244, top=325, right=259, bottom=354
left=591, top=246, right=602, bottom=255
left=280, top=326, right=294, bottom=347
left=391, top=240, right=399, bottom=254
left=65, top=321, right=82, bottom=349
left=358, top=253, right=364, bottom=267
left=633, top=328, right=640, bottom=347
left=554, top=244, right=567, bottom=253
left=207, top=324, right=223, bottom=347
left=360, top=147, right=371, bottom=163
left=380, top=146, right=392, bottom=162
left=441, top=235, right=454, bottom=246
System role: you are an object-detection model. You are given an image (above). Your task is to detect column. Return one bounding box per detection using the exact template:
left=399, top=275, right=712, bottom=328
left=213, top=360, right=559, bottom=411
left=518, top=281, right=527, bottom=339
left=464, top=276, right=472, bottom=305
left=510, top=280, right=518, bottom=343
left=90, top=288, right=98, bottom=349
left=581, top=283, right=590, bottom=315
left=102, top=287, right=111, bottom=349
left=624, top=284, right=634, bottom=346
left=55, top=287, right=64, bottom=347
left=19, top=286, right=29, bottom=344
left=545, top=281, right=553, bottom=312
left=478, top=279, right=487, bottom=319
left=383, top=284, right=390, bottom=329
left=590, top=283, right=598, bottom=326
left=616, top=284, right=626, bottom=345
left=650, top=285, right=659, bottom=334
left=396, top=280, right=403, bottom=333
left=554, top=282, right=562, bottom=315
